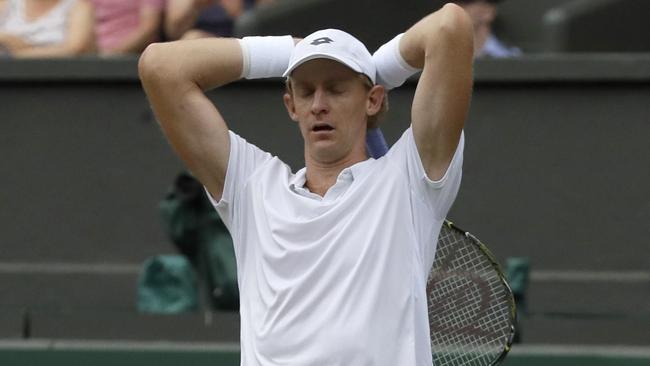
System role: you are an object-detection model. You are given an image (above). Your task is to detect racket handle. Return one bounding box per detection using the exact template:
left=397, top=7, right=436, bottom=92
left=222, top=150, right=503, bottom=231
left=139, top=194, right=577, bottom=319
left=366, top=127, right=389, bottom=159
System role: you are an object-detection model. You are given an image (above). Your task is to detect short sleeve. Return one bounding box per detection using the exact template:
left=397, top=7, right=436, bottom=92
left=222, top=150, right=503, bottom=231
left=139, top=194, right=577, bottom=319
left=205, top=131, right=273, bottom=229
left=387, top=126, right=464, bottom=219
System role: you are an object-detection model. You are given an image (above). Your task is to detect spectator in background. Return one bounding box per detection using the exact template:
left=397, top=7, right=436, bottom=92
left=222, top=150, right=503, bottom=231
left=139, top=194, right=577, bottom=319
left=91, top=0, right=165, bottom=56
left=165, top=0, right=272, bottom=40
left=0, top=0, right=94, bottom=58
left=454, top=0, right=520, bottom=58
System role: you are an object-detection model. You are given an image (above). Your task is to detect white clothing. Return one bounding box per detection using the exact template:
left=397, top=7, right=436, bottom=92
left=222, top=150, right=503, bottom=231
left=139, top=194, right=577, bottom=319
left=208, top=127, right=464, bottom=366
left=0, top=0, right=75, bottom=46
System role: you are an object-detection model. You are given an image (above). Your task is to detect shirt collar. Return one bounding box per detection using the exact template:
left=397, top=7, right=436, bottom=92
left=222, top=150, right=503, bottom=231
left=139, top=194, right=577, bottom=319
left=289, top=158, right=375, bottom=194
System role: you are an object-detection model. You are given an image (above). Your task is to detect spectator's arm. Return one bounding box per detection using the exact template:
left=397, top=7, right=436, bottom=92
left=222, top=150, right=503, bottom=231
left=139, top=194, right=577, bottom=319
left=220, top=0, right=244, bottom=18
left=0, top=33, right=31, bottom=53
left=400, top=3, right=473, bottom=180
left=139, top=38, right=243, bottom=200
left=11, top=0, right=95, bottom=58
left=165, top=0, right=208, bottom=41
left=104, top=3, right=163, bottom=55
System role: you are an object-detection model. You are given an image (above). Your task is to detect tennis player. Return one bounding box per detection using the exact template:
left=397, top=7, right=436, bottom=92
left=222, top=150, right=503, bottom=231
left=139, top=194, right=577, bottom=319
left=139, top=3, right=473, bottom=365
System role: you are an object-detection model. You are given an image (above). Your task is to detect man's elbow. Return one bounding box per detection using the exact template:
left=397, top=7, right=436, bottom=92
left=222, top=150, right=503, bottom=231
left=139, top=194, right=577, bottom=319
left=418, top=3, right=474, bottom=60
left=435, top=3, right=474, bottom=46
left=138, top=42, right=172, bottom=85
left=440, top=3, right=472, bottom=27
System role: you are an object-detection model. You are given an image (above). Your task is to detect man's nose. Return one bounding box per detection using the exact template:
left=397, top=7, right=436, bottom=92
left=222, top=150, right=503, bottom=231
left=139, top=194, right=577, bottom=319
left=311, top=89, right=329, bottom=115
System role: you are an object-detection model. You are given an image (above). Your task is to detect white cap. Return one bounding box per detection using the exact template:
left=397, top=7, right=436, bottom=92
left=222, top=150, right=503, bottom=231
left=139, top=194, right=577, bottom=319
left=283, top=29, right=376, bottom=84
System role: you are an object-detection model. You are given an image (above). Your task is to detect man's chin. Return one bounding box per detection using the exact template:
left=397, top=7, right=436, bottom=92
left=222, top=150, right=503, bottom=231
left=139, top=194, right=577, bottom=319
left=308, top=139, right=337, bottom=152
left=307, top=139, right=341, bottom=157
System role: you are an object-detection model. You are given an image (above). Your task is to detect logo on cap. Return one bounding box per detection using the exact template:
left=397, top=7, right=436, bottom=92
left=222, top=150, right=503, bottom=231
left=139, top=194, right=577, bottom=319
left=310, top=37, right=333, bottom=46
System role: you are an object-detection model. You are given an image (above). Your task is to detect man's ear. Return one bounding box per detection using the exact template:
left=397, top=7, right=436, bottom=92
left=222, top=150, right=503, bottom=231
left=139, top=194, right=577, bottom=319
left=366, top=85, right=385, bottom=117
left=283, top=92, right=299, bottom=121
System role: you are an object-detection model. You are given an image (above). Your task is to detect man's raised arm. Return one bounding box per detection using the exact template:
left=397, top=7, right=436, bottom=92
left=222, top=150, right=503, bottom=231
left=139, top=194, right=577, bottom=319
left=400, top=3, right=474, bottom=181
left=139, top=38, right=243, bottom=200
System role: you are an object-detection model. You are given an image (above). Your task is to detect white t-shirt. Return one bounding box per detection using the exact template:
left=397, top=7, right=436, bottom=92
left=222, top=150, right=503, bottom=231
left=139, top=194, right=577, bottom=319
left=0, top=0, right=75, bottom=46
left=208, top=126, right=464, bottom=366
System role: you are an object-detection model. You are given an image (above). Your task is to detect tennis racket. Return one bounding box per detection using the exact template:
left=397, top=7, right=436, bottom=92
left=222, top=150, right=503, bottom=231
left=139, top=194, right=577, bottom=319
left=366, top=129, right=516, bottom=366
left=428, top=220, right=516, bottom=366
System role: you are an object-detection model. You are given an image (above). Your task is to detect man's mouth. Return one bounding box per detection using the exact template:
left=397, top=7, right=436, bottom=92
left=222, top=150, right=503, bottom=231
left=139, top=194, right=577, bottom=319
left=312, top=123, right=334, bottom=132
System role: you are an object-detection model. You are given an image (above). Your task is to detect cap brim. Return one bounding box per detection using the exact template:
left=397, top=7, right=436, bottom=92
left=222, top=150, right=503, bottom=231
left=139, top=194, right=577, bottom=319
left=283, top=53, right=364, bottom=78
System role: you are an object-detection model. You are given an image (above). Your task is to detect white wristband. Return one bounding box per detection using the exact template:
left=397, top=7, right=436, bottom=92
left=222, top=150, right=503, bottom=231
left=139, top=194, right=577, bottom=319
left=238, top=35, right=294, bottom=79
left=372, top=33, right=419, bottom=90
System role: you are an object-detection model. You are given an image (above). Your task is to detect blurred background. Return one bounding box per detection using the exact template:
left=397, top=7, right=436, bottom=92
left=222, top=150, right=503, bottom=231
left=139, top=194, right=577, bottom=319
left=1, top=0, right=649, bottom=365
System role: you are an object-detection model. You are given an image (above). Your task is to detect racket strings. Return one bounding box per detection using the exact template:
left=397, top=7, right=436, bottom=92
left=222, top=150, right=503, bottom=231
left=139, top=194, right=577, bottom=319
left=428, top=227, right=514, bottom=366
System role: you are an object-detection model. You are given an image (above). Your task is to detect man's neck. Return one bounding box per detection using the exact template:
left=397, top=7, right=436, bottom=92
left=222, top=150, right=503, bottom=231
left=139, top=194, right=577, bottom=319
left=304, top=154, right=367, bottom=197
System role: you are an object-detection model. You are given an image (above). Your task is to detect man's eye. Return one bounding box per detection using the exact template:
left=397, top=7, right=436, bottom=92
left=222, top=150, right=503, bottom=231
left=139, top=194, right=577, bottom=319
left=297, top=89, right=313, bottom=97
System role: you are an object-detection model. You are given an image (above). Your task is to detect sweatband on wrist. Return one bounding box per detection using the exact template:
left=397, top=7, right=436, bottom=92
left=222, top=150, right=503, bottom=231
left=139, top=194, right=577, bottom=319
left=372, top=33, right=419, bottom=90
left=238, top=35, right=294, bottom=79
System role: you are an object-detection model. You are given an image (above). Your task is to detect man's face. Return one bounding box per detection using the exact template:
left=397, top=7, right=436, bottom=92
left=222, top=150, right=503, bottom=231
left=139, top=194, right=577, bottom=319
left=283, top=59, right=383, bottom=164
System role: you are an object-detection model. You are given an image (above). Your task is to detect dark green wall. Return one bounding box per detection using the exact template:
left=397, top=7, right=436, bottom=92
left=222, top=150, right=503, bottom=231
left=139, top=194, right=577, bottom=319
left=1, top=56, right=649, bottom=344
left=3, top=56, right=648, bottom=267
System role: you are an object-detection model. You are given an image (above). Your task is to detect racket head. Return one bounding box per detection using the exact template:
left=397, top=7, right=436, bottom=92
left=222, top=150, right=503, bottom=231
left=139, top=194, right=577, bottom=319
left=427, top=220, right=516, bottom=366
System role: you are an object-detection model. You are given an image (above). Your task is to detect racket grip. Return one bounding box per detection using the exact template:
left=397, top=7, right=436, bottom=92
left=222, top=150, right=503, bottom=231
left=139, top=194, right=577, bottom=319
left=366, top=127, right=389, bottom=159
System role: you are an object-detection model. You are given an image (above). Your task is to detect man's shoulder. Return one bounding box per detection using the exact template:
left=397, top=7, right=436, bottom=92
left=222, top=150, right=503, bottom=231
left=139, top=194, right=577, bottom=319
left=226, top=130, right=292, bottom=186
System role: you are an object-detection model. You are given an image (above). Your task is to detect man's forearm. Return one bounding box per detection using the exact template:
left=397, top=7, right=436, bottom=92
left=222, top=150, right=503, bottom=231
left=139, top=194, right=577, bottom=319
left=139, top=38, right=243, bottom=92
left=400, top=4, right=473, bottom=70
left=372, top=4, right=473, bottom=93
